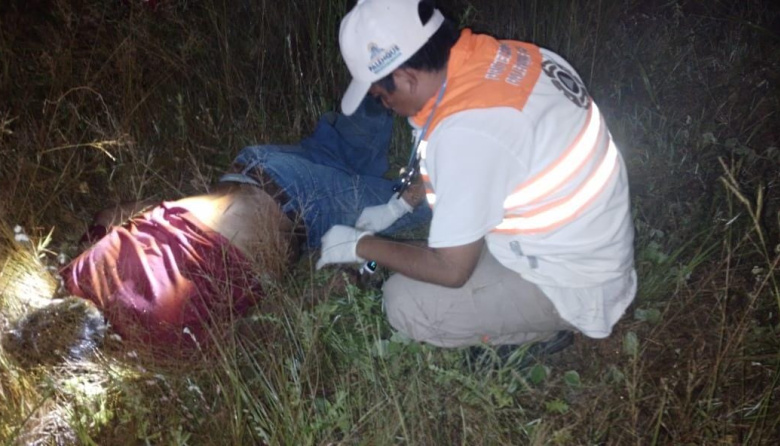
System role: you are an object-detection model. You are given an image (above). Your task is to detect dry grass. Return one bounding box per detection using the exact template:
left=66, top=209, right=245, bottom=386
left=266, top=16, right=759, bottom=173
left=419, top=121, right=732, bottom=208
left=1, top=0, right=779, bottom=444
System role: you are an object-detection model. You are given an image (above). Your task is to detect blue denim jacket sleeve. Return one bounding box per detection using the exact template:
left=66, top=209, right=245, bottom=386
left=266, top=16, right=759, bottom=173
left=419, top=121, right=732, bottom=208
left=302, top=97, right=392, bottom=177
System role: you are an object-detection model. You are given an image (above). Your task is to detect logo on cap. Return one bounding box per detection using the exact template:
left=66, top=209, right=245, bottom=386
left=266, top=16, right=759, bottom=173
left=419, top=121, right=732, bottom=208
left=367, top=42, right=402, bottom=75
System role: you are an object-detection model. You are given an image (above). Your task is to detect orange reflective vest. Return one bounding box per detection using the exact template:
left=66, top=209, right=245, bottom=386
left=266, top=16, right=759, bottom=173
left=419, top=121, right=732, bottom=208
left=412, top=29, right=618, bottom=236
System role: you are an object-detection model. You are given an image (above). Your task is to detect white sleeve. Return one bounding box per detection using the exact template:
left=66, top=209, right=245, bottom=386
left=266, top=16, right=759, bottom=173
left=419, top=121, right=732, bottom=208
left=426, top=125, right=525, bottom=248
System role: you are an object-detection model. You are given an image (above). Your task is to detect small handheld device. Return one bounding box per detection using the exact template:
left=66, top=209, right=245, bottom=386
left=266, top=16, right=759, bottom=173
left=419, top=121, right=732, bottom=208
left=392, top=159, right=420, bottom=197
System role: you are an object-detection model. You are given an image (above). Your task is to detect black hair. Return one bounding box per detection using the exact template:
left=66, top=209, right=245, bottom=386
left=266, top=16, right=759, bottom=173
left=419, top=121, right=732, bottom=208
left=374, top=1, right=459, bottom=93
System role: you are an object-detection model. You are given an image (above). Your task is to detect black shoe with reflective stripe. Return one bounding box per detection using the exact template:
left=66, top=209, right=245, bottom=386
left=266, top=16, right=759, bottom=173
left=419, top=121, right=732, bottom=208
left=466, top=330, right=574, bottom=371
left=512, top=330, right=574, bottom=369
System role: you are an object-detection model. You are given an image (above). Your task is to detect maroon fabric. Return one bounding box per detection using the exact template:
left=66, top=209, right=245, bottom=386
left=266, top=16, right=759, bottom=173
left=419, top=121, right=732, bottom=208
left=61, top=202, right=262, bottom=348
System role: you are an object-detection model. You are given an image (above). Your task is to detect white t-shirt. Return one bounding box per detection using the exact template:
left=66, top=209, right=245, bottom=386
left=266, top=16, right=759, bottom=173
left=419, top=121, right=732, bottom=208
left=415, top=50, right=636, bottom=338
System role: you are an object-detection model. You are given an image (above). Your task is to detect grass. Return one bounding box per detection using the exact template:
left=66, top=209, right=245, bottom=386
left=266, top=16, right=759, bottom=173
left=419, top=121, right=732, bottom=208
left=1, top=0, right=779, bottom=444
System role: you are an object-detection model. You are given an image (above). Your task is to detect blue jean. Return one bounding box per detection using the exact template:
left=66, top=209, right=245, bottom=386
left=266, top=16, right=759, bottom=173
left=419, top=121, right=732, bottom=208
left=232, top=99, right=431, bottom=249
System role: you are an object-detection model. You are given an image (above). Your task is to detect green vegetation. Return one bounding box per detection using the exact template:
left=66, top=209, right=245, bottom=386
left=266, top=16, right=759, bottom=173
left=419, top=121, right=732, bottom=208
left=1, top=0, right=778, bottom=444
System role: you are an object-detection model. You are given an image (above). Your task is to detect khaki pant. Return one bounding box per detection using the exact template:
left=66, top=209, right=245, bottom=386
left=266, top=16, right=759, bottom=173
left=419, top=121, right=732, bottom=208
left=383, top=248, right=572, bottom=348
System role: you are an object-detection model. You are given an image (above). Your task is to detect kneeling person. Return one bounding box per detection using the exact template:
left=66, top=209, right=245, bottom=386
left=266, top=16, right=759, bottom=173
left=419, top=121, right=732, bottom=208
left=319, top=0, right=637, bottom=352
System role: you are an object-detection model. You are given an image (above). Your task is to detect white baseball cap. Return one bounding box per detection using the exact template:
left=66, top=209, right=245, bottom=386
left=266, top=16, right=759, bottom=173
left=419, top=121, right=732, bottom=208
left=339, top=0, right=444, bottom=115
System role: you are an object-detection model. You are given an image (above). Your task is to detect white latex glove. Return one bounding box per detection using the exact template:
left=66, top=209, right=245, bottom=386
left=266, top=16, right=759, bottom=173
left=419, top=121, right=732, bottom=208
left=316, top=225, right=373, bottom=270
left=354, top=194, right=414, bottom=233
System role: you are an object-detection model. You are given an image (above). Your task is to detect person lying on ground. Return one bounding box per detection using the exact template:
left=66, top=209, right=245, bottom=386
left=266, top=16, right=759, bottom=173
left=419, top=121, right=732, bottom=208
left=61, top=180, right=295, bottom=349
left=60, top=97, right=432, bottom=350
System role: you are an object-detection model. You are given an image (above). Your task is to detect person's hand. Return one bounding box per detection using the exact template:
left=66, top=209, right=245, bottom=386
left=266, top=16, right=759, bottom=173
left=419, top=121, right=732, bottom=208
left=316, top=225, right=373, bottom=270
left=354, top=194, right=413, bottom=233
